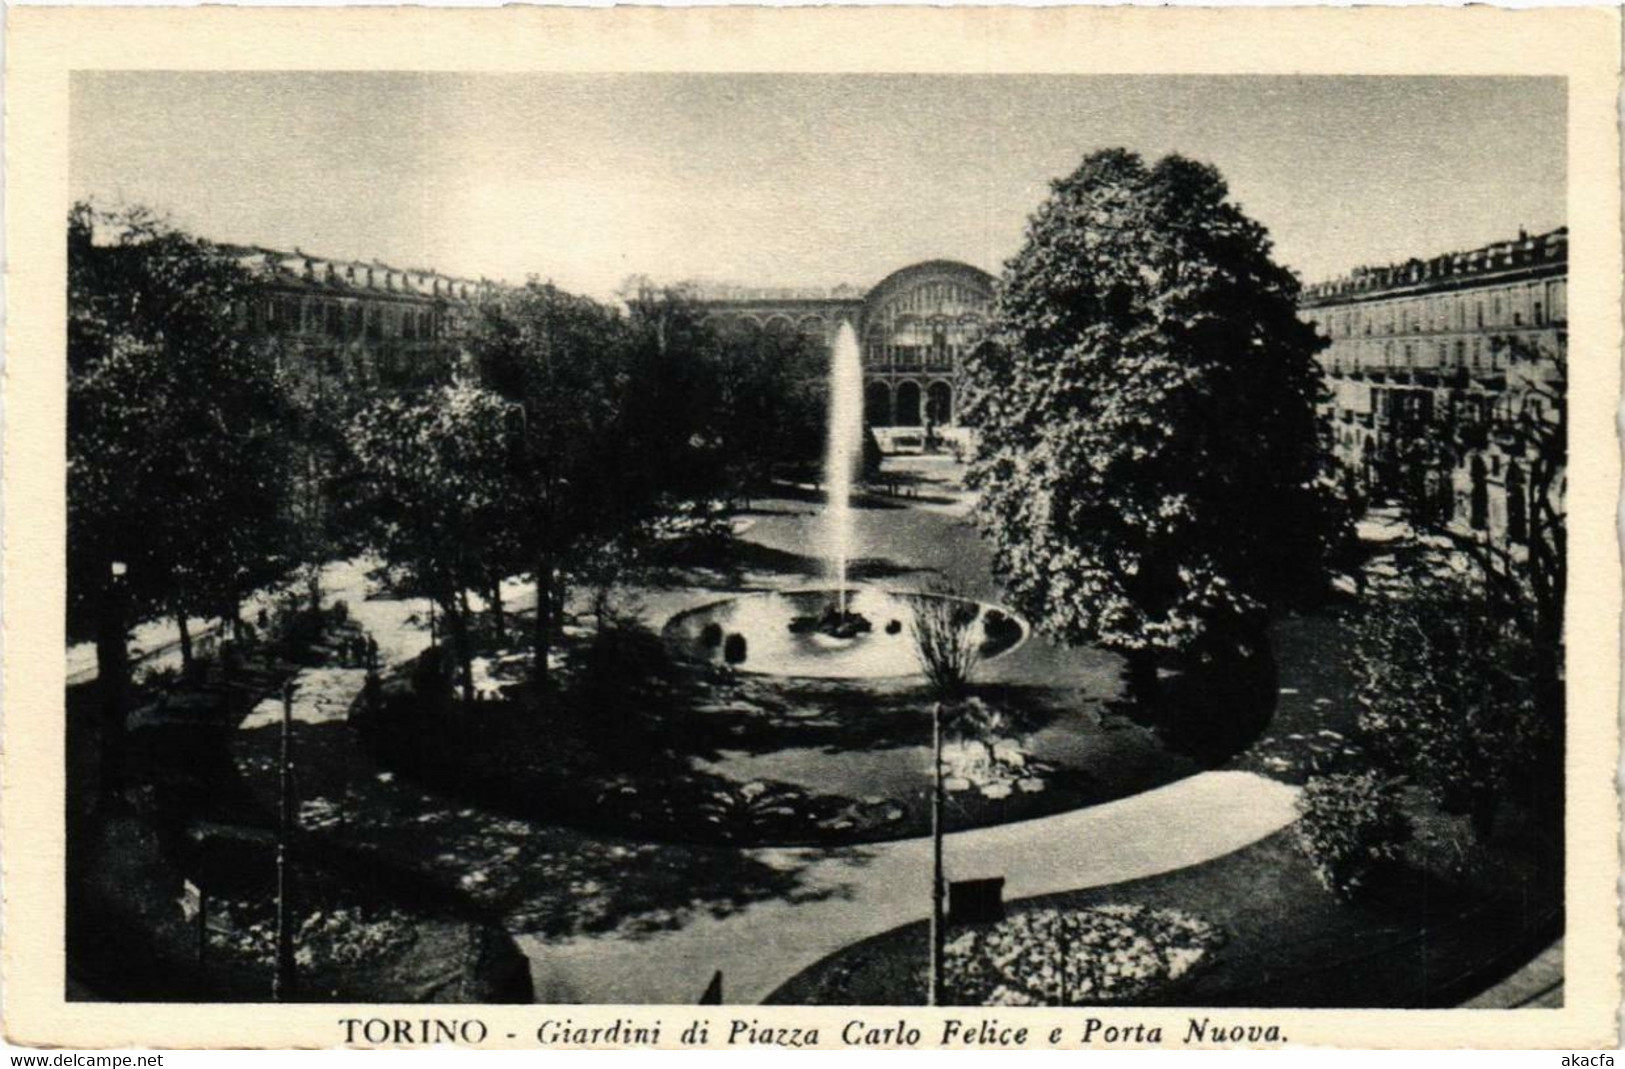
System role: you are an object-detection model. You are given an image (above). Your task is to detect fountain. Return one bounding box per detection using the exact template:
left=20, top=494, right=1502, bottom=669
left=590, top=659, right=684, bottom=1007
left=824, top=321, right=865, bottom=619
left=661, top=320, right=1029, bottom=678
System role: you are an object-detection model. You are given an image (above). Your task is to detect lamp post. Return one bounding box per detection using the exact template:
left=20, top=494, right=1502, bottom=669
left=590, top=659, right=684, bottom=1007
left=928, top=699, right=946, bottom=1006
left=272, top=680, right=299, bottom=1001
left=96, top=560, right=131, bottom=798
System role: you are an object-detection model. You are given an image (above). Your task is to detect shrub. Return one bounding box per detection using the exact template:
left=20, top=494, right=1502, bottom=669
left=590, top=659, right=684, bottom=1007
left=265, top=591, right=325, bottom=659
left=979, top=608, right=1023, bottom=653
left=580, top=619, right=672, bottom=694
left=862, top=427, right=884, bottom=480
left=700, top=622, right=724, bottom=649
left=1294, top=771, right=1410, bottom=900
left=410, top=645, right=455, bottom=709
left=908, top=590, right=980, bottom=697
left=723, top=633, right=748, bottom=665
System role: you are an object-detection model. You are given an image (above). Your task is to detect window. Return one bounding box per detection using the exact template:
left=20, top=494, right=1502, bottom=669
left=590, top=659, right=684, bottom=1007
left=1533, top=301, right=1544, bottom=326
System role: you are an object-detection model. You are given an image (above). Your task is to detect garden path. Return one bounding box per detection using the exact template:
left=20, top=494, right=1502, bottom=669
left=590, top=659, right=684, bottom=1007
left=516, top=768, right=1299, bottom=1005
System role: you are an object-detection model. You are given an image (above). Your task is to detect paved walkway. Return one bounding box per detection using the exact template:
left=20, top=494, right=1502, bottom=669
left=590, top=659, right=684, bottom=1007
left=517, top=769, right=1300, bottom=1005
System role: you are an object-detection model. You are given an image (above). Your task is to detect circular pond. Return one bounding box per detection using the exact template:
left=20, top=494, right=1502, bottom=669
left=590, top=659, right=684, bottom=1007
left=662, top=588, right=1028, bottom=680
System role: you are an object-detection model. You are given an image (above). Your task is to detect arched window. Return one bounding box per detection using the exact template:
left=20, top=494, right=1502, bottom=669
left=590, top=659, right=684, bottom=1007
left=895, top=381, right=923, bottom=427
left=865, top=380, right=892, bottom=428
left=926, top=381, right=953, bottom=426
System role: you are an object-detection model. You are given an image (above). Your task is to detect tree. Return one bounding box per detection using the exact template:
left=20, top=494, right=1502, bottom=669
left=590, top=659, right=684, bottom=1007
left=1418, top=333, right=1566, bottom=723
left=464, top=281, right=630, bottom=693
left=1348, top=555, right=1549, bottom=836
left=1501, top=332, right=1567, bottom=722
left=69, top=203, right=303, bottom=772
left=346, top=382, right=521, bottom=703
left=962, top=150, right=1348, bottom=667
left=707, top=316, right=826, bottom=502
left=466, top=282, right=731, bottom=693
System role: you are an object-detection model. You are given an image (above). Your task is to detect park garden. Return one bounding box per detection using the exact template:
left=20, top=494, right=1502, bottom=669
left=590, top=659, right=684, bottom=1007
left=66, top=151, right=1563, bottom=1006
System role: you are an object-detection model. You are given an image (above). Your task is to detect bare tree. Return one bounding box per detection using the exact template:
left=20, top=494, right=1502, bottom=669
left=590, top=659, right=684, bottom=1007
left=1434, top=332, right=1566, bottom=721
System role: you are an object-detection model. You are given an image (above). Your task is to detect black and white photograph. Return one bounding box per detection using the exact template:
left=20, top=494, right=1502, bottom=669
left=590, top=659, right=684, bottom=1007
left=6, top=5, right=1620, bottom=1051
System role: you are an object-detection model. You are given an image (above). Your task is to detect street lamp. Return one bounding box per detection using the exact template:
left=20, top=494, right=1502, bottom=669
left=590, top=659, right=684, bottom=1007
left=97, top=559, right=132, bottom=799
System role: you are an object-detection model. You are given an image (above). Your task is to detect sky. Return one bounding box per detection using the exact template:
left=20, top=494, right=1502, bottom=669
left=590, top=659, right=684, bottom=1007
left=71, top=73, right=1566, bottom=301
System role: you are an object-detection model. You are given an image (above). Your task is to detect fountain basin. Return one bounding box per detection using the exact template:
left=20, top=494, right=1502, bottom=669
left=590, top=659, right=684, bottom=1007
left=663, top=588, right=1028, bottom=680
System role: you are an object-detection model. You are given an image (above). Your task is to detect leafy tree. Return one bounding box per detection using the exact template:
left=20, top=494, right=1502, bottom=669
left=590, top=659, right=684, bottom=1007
left=708, top=316, right=827, bottom=503
left=1348, top=556, right=1548, bottom=836
left=619, top=288, right=735, bottom=507
left=346, top=382, right=521, bottom=702
left=467, top=282, right=732, bottom=692
left=68, top=203, right=302, bottom=679
left=464, top=281, right=629, bottom=691
left=963, top=150, right=1348, bottom=666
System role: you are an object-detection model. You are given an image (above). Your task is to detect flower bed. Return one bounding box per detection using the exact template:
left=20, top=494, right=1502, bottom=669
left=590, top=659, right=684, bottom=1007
left=943, top=904, right=1225, bottom=1006
left=206, top=899, right=417, bottom=971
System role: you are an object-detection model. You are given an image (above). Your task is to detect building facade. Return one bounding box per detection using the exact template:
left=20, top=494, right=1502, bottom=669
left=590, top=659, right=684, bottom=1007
left=220, top=245, right=496, bottom=403
left=690, top=259, right=996, bottom=430
left=1299, top=227, right=1567, bottom=545
left=689, top=234, right=1566, bottom=548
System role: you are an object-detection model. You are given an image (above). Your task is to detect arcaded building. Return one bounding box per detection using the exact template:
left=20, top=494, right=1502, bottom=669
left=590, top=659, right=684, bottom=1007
left=689, top=259, right=996, bottom=429
left=1299, top=227, right=1567, bottom=544
left=219, top=245, right=495, bottom=400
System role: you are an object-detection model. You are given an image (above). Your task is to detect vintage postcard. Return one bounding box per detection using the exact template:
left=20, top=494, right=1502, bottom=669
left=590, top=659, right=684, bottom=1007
left=3, top=4, right=1620, bottom=1052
